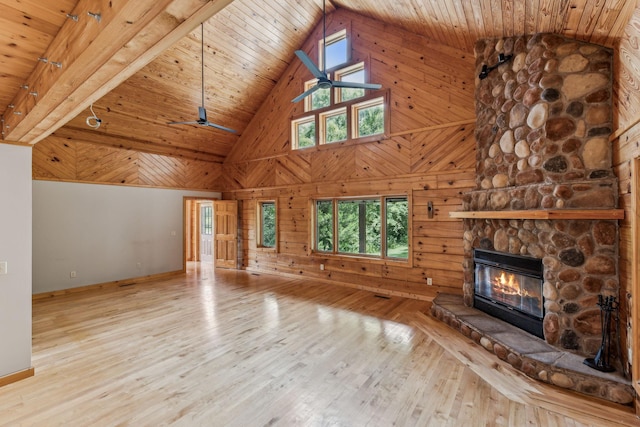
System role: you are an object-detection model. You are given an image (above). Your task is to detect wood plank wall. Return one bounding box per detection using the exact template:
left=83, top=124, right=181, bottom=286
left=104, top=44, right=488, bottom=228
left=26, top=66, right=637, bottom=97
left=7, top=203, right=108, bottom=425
left=222, top=9, right=476, bottom=299
left=612, top=5, right=640, bottom=396
left=32, top=135, right=223, bottom=190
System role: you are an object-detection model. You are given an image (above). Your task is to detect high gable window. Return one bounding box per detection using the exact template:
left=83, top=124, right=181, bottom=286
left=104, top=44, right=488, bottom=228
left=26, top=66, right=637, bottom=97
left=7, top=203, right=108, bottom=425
left=335, top=62, right=365, bottom=103
left=305, top=79, right=330, bottom=112
left=320, top=29, right=348, bottom=71
left=292, top=31, right=387, bottom=150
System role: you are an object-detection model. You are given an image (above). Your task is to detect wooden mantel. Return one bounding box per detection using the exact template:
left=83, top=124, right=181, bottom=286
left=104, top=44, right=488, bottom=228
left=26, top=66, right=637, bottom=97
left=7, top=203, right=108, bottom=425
left=449, top=209, right=625, bottom=220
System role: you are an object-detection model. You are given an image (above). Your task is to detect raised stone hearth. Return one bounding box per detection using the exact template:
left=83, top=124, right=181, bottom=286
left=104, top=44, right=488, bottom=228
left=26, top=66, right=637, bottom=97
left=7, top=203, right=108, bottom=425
left=431, top=294, right=634, bottom=405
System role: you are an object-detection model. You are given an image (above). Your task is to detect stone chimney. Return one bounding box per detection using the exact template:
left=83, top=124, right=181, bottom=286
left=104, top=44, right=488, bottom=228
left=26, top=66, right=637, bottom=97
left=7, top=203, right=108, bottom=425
left=463, top=34, right=620, bottom=358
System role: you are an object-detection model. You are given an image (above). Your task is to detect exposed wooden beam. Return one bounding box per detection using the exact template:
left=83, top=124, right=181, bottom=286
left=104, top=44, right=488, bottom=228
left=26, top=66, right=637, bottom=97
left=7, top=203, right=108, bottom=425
left=1, top=0, right=235, bottom=145
left=54, top=127, right=225, bottom=163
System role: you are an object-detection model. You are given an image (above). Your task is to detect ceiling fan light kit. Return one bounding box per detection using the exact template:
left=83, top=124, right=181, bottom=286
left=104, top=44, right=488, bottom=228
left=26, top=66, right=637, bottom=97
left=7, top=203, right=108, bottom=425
left=291, top=0, right=381, bottom=103
left=167, top=23, right=236, bottom=134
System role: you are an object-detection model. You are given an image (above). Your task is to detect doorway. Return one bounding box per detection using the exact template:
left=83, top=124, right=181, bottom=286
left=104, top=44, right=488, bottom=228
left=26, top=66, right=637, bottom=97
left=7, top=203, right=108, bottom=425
left=183, top=198, right=217, bottom=267
left=183, top=198, right=239, bottom=271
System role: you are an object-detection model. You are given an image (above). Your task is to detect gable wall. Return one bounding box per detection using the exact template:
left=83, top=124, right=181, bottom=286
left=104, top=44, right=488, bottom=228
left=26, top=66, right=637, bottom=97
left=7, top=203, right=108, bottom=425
left=222, top=9, right=476, bottom=298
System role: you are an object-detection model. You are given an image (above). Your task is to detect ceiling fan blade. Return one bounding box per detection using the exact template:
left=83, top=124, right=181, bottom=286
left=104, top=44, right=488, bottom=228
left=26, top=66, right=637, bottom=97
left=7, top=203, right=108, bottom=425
left=332, top=81, right=382, bottom=90
left=295, top=50, right=325, bottom=79
left=205, top=122, right=237, bottom=133
left=167, top=121, right=199, bottom=125
left=292, top=84, right=321, bottom=103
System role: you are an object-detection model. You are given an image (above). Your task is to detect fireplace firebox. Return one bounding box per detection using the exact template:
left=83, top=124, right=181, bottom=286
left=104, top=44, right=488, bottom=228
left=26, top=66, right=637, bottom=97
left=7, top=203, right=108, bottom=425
left=473, top=249, right=544, bottom=338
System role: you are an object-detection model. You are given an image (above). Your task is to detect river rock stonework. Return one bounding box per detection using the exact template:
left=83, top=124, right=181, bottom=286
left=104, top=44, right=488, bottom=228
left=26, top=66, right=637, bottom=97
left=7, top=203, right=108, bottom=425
left=464, top=33, right=620, bottom=359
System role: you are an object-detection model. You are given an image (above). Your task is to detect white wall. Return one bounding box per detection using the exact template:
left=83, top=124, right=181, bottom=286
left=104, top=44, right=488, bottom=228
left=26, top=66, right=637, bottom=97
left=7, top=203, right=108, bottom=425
left=0, top=144, right=32, bottom=377
left=33, top=181, right=220, bottom=294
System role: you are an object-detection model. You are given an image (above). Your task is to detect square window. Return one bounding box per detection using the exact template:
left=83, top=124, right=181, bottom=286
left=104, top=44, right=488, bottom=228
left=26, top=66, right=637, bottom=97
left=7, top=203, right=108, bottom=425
left=304, top=79, right=331, bottom=112
left=352, top=97, right=385, bottom=139
left=320, top=108, right=347, bottom=144
left=320, top=29, right=348, bottom=71
left=335, top=63, right=366, bottom=103
left=292, top=117, right=316, bottom=149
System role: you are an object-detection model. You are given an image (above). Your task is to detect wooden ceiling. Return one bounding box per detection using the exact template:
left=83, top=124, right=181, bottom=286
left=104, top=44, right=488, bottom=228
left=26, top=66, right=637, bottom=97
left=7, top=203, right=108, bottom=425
left=1, top=0, right=637, bottom=162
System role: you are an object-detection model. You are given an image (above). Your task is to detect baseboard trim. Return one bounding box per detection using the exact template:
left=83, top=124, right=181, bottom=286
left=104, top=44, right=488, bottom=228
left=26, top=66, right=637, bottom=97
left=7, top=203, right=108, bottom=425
left=0, top=367, right=35, bottom=388
left=33, top=270, right=184, bottom=300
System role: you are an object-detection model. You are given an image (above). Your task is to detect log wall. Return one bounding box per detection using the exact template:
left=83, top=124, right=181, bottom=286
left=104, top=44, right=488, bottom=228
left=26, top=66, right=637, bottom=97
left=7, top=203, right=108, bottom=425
left=32, top=135, right=222, bottom=190
left=222, top=9, right=476, bottom=298
left=613, top=5, right=640, bottom=396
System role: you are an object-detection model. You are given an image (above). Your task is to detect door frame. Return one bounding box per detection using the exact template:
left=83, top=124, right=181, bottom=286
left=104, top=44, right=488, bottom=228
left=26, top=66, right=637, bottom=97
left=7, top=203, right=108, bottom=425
left=183, top=196, right=218, bottom=271
left=632, top=158, right=640, bottom=409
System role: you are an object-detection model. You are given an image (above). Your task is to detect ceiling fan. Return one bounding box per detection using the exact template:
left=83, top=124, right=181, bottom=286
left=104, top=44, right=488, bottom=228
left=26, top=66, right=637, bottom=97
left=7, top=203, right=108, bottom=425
left=291, top=0, right=382, bottom=103
left=168, top=23, right=236, bottom=134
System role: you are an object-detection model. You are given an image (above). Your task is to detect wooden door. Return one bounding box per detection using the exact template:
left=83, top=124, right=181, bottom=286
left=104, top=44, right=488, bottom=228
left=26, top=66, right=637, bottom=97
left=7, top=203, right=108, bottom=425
left=214, top=200, right=238, bottom=269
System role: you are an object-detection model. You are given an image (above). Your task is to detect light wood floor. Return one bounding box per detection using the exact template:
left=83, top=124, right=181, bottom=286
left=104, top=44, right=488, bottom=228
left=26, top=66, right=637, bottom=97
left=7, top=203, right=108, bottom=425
left=1, top=264, right=638, bottom=426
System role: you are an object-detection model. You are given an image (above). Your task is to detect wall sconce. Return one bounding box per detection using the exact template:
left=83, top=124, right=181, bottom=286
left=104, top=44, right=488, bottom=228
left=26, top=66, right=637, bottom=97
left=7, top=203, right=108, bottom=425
left=478, top=53, right=513, bottom=80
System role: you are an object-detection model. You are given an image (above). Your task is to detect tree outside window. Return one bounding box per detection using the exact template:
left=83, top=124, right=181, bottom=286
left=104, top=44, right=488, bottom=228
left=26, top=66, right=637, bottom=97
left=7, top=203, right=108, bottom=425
left=314, top=196, right=407, bottom=261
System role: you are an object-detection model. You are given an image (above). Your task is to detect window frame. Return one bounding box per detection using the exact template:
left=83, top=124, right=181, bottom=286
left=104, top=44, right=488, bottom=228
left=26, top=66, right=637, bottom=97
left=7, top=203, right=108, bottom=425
left=256, top=199, right=278, bottom=251
left=319, top=106, right=348, bottom=144
left=311, top=194, right=411, bottom=264
left=291, top=116, right=317, bottom=150
left=304, top=77, right=332, bottom=112
left=334, top=62, right=366, bottom=104
left=351, top=96, right=387, bottom=139
left=319, top=29, right=349, bottom=72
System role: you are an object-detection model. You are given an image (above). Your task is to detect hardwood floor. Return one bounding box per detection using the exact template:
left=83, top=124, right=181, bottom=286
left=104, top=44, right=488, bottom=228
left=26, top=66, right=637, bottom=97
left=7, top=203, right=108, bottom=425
left=1, top=264, right=638, bottom=426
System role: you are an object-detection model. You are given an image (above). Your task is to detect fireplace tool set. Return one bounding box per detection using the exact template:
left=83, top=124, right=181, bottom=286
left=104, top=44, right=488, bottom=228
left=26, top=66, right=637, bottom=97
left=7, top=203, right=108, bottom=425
left=584, top=295, right=618, bottom=373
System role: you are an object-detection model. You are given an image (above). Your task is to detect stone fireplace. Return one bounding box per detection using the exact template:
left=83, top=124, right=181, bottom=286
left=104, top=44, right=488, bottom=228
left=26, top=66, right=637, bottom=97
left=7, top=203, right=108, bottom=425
left=431, top=33, right=634, bottom=404
left=464, top=33, right=619, bottom=356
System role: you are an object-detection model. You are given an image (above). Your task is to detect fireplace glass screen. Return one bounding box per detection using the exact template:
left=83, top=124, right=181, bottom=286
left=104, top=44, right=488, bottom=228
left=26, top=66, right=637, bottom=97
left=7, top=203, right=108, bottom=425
left=475, top=263, right=543, bottom=318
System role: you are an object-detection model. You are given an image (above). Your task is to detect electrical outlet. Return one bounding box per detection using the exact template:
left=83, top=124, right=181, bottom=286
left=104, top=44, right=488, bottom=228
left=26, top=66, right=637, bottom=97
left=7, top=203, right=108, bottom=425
left=0, top=261, right=7, bottom=275
left=427, top=277, right=433, bottom=286
left=70, top=270, right=76, bottom=278
left=136, top=262, right=142, bottom=269
left=320, top=264, right=325, bottom=271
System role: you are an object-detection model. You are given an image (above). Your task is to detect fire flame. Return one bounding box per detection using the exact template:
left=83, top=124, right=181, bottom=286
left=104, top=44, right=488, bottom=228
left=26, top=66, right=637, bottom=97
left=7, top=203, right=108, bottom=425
left=493, top=271, right=525, bottom=296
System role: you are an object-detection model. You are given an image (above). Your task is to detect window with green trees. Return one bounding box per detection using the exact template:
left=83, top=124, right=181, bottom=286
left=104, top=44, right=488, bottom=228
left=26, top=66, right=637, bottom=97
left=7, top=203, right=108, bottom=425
left=258, top=201, right=276, bottom=249
left=293, top=31, right=386, bottom=150
left=321, top=108, right=347, bottom=144
left=314, top=196, right=408, bottom=260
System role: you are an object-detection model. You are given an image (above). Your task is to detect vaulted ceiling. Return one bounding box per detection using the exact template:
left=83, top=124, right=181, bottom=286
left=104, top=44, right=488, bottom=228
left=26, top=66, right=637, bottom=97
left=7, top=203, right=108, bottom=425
left=1, top=0, right=636, bottom=162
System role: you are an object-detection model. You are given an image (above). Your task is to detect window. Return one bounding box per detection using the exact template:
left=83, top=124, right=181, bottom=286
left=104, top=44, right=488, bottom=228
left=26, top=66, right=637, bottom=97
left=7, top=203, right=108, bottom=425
left=200, top=205, right=212, bottom=235
left=313, top=196, right=409, bottom=261
left=320, top=29, right=348, bottom=71
left=305, top=79, right=330, bottom=112
left=320, top=107, right=347, bottom=144
left=292, top=116, right=316, bottom=149
left=293, top=30, right=386, bottom=150
left=335, top=62, right=365, bottom=103
left=353, top=97, right=385, bottom=138
left=257, top=201, right=276, bottom=249
left=316, top=200, right=334, bottom=252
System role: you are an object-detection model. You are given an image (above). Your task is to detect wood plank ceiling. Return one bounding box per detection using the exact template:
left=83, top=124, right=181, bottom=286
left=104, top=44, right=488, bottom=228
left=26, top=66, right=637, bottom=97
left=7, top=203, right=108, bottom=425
left=1, top=0, right=637, bottom=162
